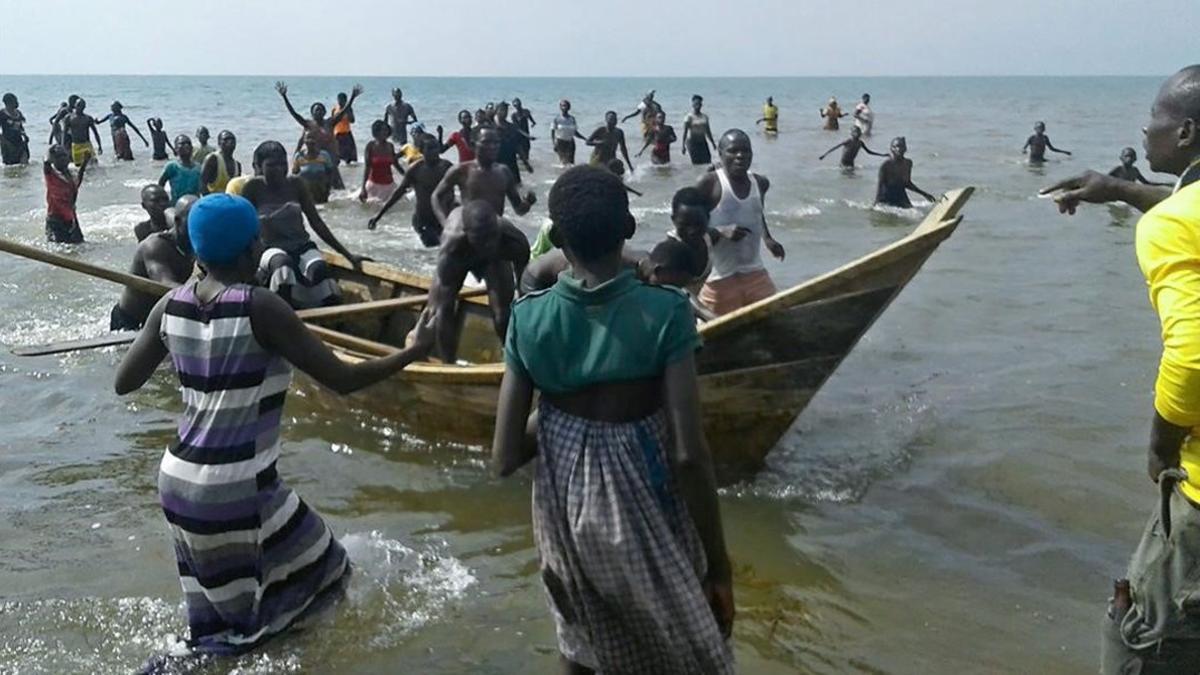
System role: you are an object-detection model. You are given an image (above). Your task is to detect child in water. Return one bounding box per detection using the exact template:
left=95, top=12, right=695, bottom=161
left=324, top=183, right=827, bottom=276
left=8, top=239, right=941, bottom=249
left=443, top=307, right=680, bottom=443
left=493, top=165, right=734, bottom=674
left=1108, top=147, right=1172, bottom=186
left=148, top=118, right=175, bottom=160
left=43, top=145, right=87, bottom=243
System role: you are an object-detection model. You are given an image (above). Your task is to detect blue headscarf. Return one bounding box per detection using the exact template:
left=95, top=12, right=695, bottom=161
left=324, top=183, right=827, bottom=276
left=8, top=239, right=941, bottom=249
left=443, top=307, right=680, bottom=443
left=187, top=193, right=260, bottom=265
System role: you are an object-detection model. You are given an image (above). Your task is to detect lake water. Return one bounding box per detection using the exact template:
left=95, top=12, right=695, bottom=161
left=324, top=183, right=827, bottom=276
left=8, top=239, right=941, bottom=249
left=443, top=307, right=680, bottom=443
left=0, top=75, right=1172, bottom=673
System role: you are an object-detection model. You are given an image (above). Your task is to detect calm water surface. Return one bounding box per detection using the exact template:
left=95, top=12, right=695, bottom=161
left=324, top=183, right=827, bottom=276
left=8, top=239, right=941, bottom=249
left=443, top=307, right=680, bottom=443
left=0, top=75, right=1170, bottom=673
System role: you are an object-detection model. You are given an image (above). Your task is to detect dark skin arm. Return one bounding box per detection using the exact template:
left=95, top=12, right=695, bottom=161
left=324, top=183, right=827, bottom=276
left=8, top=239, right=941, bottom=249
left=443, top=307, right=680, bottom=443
left=293, top=176, right=363, bottom=266
left=617, top=129, right=634, bottom=171
left=663, top=354, right=735, bottom=637
left=503, top=166, right=536, bottom=216
left=492, top=364, right=538, bottom=476
left=89, top=118, right=103, bottom=153
left=327, top=85, right=363, bottom=127
left=756, top=175, right=785, bottom=260
left=368, top=161, right=420, bottom=229
left=115, top=290, right=432, bottom=396
left=502, top=222, right=531, bottom=291
left=1045, top=136, right=1072, bottom=156
left=126, top=118, right=149, bottom=146
left=432, top=163, right=465, bottom=224
left=818, top=140, right=848, bottom=160
left=585, top=127, right=607, bottom=147
left=1041, top=170, right=1171, bottom=215
left=427, top=248, right=470, bottom=361
left=861, top=141, right=886, bottom=157
left=200, top=154, right=219, bottom=194
left=1149, top=411, right=1189, bottom=483
left=274, top=81, right=309, bottom=128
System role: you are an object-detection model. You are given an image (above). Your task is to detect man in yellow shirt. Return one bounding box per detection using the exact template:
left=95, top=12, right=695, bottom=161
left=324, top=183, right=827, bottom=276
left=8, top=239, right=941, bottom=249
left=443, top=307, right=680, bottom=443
left=757, top=96, right=779, bottom=134
left=1045, top=64, right=1200, bottom=673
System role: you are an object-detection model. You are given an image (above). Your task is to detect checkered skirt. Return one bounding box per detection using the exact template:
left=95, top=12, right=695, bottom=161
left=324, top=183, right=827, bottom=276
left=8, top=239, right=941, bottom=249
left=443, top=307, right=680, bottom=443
left=533, top=402, right=734, bottom=673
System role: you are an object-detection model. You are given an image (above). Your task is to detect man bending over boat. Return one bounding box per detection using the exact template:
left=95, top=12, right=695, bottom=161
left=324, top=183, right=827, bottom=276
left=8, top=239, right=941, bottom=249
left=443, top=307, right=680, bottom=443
left=432, top=126, right=536, bottom=223
left=111, top=196, right=197, bottom=331
left=696, top=129, right=785, bottom=316
left=411, top=200, right=530, bottom=363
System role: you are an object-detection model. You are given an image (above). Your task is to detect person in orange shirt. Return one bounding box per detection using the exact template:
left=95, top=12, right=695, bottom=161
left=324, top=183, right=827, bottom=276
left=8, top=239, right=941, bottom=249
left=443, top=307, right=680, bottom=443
left=332, top=91, right=357, bottom=165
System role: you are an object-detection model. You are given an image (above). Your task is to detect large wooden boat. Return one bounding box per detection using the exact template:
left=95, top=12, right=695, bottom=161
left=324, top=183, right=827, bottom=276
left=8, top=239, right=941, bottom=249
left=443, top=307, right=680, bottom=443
left=310, top=187, right=975, bottom=470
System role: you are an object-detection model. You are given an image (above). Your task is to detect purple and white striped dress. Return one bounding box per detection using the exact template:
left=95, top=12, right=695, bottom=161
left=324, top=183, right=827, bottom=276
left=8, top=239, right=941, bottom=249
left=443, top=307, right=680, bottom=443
left=157, top=282, right=349, bottom=654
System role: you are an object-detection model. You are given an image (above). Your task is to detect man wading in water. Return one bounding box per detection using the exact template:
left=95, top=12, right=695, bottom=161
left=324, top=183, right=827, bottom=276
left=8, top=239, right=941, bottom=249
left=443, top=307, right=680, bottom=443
left=1043, top=64, right=1200, bottom=674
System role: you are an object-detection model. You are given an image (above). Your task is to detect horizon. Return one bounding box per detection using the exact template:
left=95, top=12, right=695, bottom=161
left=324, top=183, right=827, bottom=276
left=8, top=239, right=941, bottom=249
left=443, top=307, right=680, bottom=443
left=0, top=73, right=1174, bottom=79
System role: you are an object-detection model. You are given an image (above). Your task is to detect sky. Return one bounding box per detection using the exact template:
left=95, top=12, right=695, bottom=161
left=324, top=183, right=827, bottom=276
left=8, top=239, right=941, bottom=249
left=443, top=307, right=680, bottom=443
left=1, top=0, right=1198, bottom=77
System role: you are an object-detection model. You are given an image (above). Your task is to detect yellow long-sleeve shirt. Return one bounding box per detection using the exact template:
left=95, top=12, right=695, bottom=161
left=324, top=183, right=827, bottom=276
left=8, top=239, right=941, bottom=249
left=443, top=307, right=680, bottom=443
left=1136, top=180, right=1200, bottom=500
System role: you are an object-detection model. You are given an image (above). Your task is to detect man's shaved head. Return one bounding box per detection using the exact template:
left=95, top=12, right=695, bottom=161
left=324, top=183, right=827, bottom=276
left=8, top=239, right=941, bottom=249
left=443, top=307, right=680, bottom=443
left=1158, top=65, right=1200, bottom=121
left=717, top=129, right=750, bottom=152
left=1144, top=65, right=1200, bottom=175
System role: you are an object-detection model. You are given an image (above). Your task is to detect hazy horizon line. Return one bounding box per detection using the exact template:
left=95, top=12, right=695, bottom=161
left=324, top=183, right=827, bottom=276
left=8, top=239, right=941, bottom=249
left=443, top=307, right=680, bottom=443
left=0, top=72, right=1169, bottom=79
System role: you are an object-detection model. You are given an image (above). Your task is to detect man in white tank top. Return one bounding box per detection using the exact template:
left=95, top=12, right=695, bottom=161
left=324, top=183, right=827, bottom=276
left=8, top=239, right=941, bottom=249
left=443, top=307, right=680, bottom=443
left=696, top=129, right=785, bottom=316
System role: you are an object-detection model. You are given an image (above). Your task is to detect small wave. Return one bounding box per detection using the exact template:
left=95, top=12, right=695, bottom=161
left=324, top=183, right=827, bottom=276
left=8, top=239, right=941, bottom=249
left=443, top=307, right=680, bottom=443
left=769, top=205, right=821, bottom=219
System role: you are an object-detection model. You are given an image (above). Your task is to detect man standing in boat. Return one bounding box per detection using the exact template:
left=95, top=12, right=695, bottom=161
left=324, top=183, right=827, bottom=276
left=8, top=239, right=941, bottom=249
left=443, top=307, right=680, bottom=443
left=696, top=129, right=785, bottom=316
left=410, top=200, right=530, bottom=363
left=1043, top=64, right=1200, bottom=674
left=111, top=196, right=197, bottom=331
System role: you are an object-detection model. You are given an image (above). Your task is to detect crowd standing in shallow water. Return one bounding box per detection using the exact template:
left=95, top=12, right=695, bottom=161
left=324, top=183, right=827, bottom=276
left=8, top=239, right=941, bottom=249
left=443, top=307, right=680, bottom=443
left=0, top=74, right=1186, bottom=673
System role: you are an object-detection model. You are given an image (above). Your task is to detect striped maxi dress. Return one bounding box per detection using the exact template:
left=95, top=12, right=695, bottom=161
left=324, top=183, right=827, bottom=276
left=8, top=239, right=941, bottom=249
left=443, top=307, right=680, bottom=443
left=157, top=282, right=349, bottom=654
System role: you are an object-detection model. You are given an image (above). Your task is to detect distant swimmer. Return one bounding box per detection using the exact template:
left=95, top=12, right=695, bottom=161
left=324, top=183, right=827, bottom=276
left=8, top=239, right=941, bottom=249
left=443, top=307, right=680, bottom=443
left=637, top=111, right=677, bottom=165
left=43, top=144, right=88, bottom=243
left=511, top=98, right=536, bottom=172
left=587, top=111, right=636, bottom=171
left=1108, top=147, right=1172, bottom=186
left=158, top=135, right=202, bottom=202
left=622, top=89, right=662, bottom=139
left=292, top=130, right=336, bottom=204
left=550, top=99, right=586, bottom=165
left=411, top=200, right=530, bottom=362
left=1023, top=121, right=1071, bottom=163
left=147, top=118, right=174, bottom=160
left=682, top=95, right=717, bottom=165
left=820, top=96, right=846, bottom=131
left=853, top=93, right=874, bottom=136
left=697, top=129, right=785, bottom=316
left=443, top=110, right=476, bottom=163
left=359, top=120, right=404, bottom=203
left=275, top=80, right=361, bottom=190
left=0, top=93, right=30, bottom=165
left=65, top=98, right=102, bottom=167
left=111, top=195, right=196, bottom=331
left=757, top=96, right=779, bottom=134
left=432, top=126, right=536, bottom=223
left=369, top=134, right=455, bottom=247
left=241, top=140, right=365, bottom=308
left=193, top=126, right=213, bottom=165
left=94, top=101, right=148, bottom=161
left=133, top=184, right=172, bottom=242
left=332, top=91, right=358, bottom=164
left=875, top=137, right=936, bottom=208
left=384, top=88, right=418, bottom=146
left=200, top=130, right=242, bottom=195
left=819, top=126, right=886, bottom=168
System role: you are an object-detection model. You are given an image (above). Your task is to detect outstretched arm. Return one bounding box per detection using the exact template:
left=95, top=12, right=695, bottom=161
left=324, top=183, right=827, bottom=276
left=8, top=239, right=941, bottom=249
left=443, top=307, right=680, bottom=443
left=861, top=142, right=887, bottom=157
left=328, top=84, right=363, bottom=127
left=251, top=287, right=431, bottom=393
left=368, top=166, right=417, bottom=229
left=620, top=108, right=640, bottom=123
left=295, top=177, right=360, bottom=264
left=1041, top=170, right=1171, bottom=215
left=818, top=140, right=846, bottom=160
left=1046, top=137, right=1072, bottom=156
left=275, top=81, right=308, bottom=127
left=128, top=120, right=149, bottom=145
left=906, top=174, right=936, bottom=203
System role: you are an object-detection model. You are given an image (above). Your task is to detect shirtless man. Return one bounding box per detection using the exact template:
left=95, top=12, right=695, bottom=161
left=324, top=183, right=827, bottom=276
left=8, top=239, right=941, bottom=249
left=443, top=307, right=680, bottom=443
left=432, top=126, right=536, bottom=223
left=111, top=196, right=196, bottom=331
left=384, top=88, right=418, bottom=146
left=1023, top=121, right=1072, bottom=163
left=510, top=97, right=536, bottom=172
left=854, top=94, right=874, bottom=136
left=819, top=125, right=886, bottom=168
left=1108, top=147, right=1172, bottom=186
left=65, top=98, right=103, bottom=167
left=494, top=101, right=530, bottom=181
left=586, top=111, right=635, bottom=171
left=415, top=200, right=531, bottom=362
left=875, top=137, right=936, bottom=208
left=369, top=135, right=455, bottom=247
left=133, top=184, right=172, bottom=242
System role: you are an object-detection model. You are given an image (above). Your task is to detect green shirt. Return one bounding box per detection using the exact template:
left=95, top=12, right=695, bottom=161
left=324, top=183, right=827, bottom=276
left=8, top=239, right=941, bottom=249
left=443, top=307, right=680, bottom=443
left=505, top=269, right=700, bottom=395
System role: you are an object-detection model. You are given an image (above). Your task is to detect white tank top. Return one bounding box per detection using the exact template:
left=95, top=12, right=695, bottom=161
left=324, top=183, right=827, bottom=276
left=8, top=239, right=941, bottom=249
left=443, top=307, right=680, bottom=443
left=708, top=168, right=765, bottom=280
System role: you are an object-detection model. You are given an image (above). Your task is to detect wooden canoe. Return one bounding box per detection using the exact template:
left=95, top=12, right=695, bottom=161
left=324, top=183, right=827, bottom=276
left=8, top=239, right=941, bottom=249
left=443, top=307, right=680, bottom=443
left=309, top=187, right=974, bottom=470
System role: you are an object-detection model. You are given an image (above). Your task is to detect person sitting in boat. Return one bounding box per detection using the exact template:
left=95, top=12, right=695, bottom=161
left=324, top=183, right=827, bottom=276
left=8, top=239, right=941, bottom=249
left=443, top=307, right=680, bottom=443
left=874, top=137, right=936, bottom=208
left=240, top=140, right=366, bottom=308
left=111, top=196, right=197, bottom=331
left=409, top=200, right=530, bottom=363
left=492, top=164, right=734, bottom=674
left=114, top=193, right=433, bottom=671
left=133, top=184, right=172, bottom=243
left=696, top=129, right=785, bottom=316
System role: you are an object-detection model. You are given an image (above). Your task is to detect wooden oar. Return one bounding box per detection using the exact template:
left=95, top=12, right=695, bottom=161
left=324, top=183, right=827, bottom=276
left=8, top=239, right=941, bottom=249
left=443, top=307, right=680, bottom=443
left=12, top=333, right=137, bottom=357
left=0, top=237, right=469, bottom=356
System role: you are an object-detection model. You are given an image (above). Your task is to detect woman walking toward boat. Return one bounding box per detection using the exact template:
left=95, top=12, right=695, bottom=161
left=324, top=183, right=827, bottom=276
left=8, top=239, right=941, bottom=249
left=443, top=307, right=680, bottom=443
left=493, top=165, right=735, bottom=674
left=115, top=193, right=431, bottom=665
left=681, top=95, right=716, bottom=166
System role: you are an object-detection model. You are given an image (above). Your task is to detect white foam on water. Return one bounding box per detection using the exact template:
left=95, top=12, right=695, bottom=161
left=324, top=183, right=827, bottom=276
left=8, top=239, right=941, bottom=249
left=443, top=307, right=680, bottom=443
left=76, top=203, right=143, bottom=238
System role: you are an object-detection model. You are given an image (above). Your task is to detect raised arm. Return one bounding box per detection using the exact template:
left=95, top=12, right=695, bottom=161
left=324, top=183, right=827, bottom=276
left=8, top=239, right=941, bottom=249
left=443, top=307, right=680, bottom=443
left=275, top=81, right=309, bottom=127
left=251, top=287, right=431, bottom=393
left=328, top=84, right=363, bottom=127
